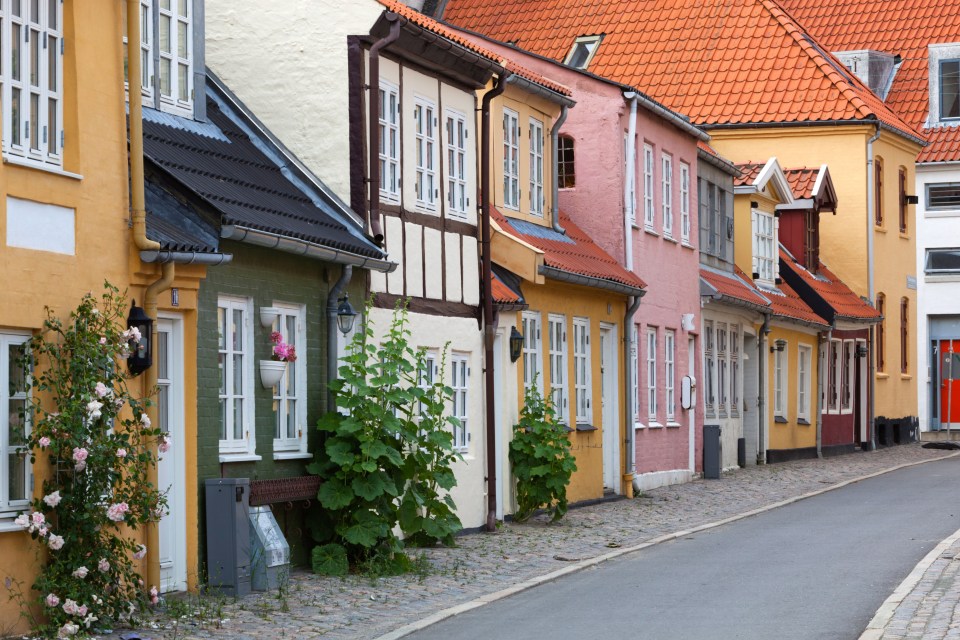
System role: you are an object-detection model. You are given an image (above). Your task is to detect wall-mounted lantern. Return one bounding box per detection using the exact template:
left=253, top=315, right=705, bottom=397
left=509, top=326, right=524, bottom=363
left=905, top=195, right=919, bottom=205
left=126, top=301, right=153, bottom=376
left=336, top=294, right=357, bottom=336
left=770, top=338, right=787, bottom=353
left=856, top=344, right=869, bottom=358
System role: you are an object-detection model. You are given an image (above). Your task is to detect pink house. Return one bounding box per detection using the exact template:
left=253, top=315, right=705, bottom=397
left=454, top=30, right=708, bottom=490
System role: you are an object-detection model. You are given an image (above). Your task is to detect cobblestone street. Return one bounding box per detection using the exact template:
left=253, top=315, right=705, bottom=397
left=92, top=444, right=956, bottom=640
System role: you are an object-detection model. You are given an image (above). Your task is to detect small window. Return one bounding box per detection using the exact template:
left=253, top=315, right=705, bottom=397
left=558, top=135, right=575, bottom=188
left=503, top=109, right=520, bottom=210
left=548, top=314, right=568, bottom=423
left=379, top=82, right=401, bottom=201
left=901, top=297, right=909, bottom=374
left=704, top=321, right=715, bottom=418
left=941, top=59, right=960, bottom=121
left=565, top=35, right=602, bottom=70
left=661, top=153, right=673, bottom=237
left=450, top=354, right=469, bottom=451
left=414, top=98, right=438, bottom=210
left=445, top=110, right=469, bottom=217
left=827, top=339, right=841, bottom=414
left=272, top=304, right=306, bottom=455
left=218, top=296, right=255, bottom=456
left=126, top=0, right=195, bottom=118
left=680, top=162, right=691, bottom=243
left=643, top=144, right=655, bottom=228
left=774, top=341, right=788, bottom=419
left=665, top=330, right=676, bottom=421
left=752, top=208, right=777, bottom=284
left=631, top=324, right=639, bottom=422
left=899, top=167, right=908, bottom=234
left=646, top=327, right=657, bottom=420
left=875, top=157, right=884, bottom=227
left=529, top=117, right=544, bottom=216
left=927, top=183, right=960, bottom=211
left=876, top=293, right=886, bottom=373
left=842, top=340, right=855, bottom=413
left=0, top=334, right=31, bottom=521
left=926, top=248, right=960, bottom=274
left=522, top=311, right=541, bottom=391
left=573, top=317, right=591, bottom=423
left=797, top=344, right=811, bottom=422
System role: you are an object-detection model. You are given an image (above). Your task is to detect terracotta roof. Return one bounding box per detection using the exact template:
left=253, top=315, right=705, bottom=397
left=492, top=207, right=646, bottom=292
left=377, top=0, right=571, bottom=96
left=734, top=163, right=765, bottom=187
left=440, top=0, right=922, bottom=142
left=780, top=250, right=881, bottom=323
left=783, top=167, right=819, bottom=200
left=700, top=266, right=771, bottom=310
left=779, top=0, right=958, bottom=162
left=491, top=270, right=524, bottom=305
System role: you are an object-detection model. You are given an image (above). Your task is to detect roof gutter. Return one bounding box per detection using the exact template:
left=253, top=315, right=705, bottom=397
left=631, top=90, right=709, bottom=141
left=140, top=250, right=233, bottom=265
left=539, top=265, right=646, bottom=298
left=367, top=15, right=402, bottom=245
left=702, top=117, right=925, bottom=148
left=389, top=13, right=502, bottom=78
left=221, top=225, right=396, bottom=273
left=505, top=74, right=575, bottom=108
left=698, top=147, right=740, bottom=176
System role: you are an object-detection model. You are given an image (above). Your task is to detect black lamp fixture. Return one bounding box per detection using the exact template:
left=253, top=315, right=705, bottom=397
left=770, top=338, right=787, bottom=353
left=905, top=195, right=919, bottom=205
left=509, top=326, right=524, bottom=363
left=856, top=344, right=869, bottom=358
left=336, top=294, right=357, bottom=336
left=126, top=300, right=153, bottom=376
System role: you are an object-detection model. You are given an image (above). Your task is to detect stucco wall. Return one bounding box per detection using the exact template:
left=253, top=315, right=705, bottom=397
left=766, top=323, right=820, bottom=454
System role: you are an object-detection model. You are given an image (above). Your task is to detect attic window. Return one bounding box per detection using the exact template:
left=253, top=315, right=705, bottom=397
left=941, top=60, right=959, bottom=120
left=565, top=36, right=602, bottom=70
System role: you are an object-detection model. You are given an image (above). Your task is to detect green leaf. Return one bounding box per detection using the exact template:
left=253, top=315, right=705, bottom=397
left=326, top=437, right=357, bottom=467
left=351, top=473, right=386, bottom=502
left=340, top=517, right=383, bottom=548
left=317, top=480, right=354, bottom=511
left=311, top=543, right=349, bottom=576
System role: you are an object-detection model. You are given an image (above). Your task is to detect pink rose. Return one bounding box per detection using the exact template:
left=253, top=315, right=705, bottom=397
left=72, top=566, right=88, bottom=579
left=43, top=491, right=61, bottom=508
left=106, top=502, right=129, bottom=522
left=140, top=414, right=151, bottom=429
left=99, top=337, right=107, bottom=345
left=97, top=558, right=110, bottom=573
left=94, top=382, right=108, bottom=398
left=46, top=593, right=59, bottom=607
left=116, top=448, right=127, bottom=459
left=133, top=544, right=147, bottom=560
left=31, top=512, right=45, bottom=526
left=38, top=436, right=51, bottom=448
left=158, top=435, right=171, bottom=453
left=72, top=447, right=88, bottom=472
left=48, top=535, right=64, bottom=550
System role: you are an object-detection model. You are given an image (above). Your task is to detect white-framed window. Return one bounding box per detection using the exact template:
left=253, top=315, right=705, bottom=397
left=218, top=296, right=255, bottom=456
left=752, top=208, right=777, bottom=284
left=704, top=321, right=715, bottom=418
left=521, top=312, right=541, bottom=391
left=445, top=109, right=468, bottom=218
left=548, top=314, right=568, bottom=423
left=798, top=344, right=811, bottom=422
left=680, top=162, right=691, bottom=243
left=647, top=327, right=657, bottom=420
left=643, top=143, right=655, bottom=228
left=730, top=327, right=740, bottom=417
left=414, top=97, right=438, bottom=210
left=841, top=340, right=855, bottom=414
left=450, top=353, right=469, bottom=451
left=379, top=81, right=401, bottom=201
left=828, top=338, right=841, bottom=414
left=940, top=58, right=959, bottom=121
left=529, top=117, right=544, bottom=216
left=662, top=153, right=673, bottom=236
left=774, top=341, right=788, bottom=419
left=718, top=325, right=728, bottom=416
left=926, top=184, right=960, bottom=213
left=0, top=334, right=30, bottom=521
left=503, top=108, right=520, bottom=209
left=126, top=0, right=194, bottom=118
left=271, top=304, right=306, bottom=455
left=3, top=0, right=64, bottom=168
left=573, top=317, right=591, bottom=423
left=665, top=330, right=676, bottom=421
left=417, top=350, right=438, bottom=421
left=124, top=0, right=153, bottom=99
left=564, top=35, right=602, bottom=70
left=625, top=134, right=636, bottom=225
left=631, top=324, right=639, bottom=422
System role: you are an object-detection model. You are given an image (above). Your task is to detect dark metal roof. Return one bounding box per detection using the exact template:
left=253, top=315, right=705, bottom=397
left=144, top=177, right=220, bottom=253
left=141, top=79, right=386, bottom=262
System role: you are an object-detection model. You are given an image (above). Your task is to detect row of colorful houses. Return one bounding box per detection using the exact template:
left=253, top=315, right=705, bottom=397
left=0, top=0, right=954, bottom=629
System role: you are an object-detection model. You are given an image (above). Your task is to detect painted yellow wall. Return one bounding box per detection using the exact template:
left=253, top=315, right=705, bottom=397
left=765, top=326, right=820, bottom=452
left=512, top=282, right=627, bottom=504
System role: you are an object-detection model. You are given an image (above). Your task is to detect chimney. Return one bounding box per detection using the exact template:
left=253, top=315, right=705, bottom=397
left=834, top=50, right=900, bottom=100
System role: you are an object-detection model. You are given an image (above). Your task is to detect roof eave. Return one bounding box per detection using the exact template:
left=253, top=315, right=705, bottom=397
left=539, top=264, right=645, bottom=297
left=221, top=225, right=396, bottom=273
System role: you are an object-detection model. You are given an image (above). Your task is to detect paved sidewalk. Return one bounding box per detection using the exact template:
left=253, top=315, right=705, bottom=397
left=105, top=444, right=953, bottom=640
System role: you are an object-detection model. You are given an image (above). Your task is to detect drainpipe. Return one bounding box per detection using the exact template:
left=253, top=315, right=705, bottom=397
left=480, top=73, right=510, bottom=532
left=624, top=295, right=643, bottom=497
left=550, top=105, right=568, bottom=235
left=817, top=327, right=833, bottom=458
left=367, top=16, right=402, bottom=246
left=327, top=266, right=353, bottom=411
left=866, top=123, right=881, bottom=450
left=622, top=92, right=638, bottom=270
left=127, top=0, right=172, bottom=593
left=758, top=313, right=771, bottom=464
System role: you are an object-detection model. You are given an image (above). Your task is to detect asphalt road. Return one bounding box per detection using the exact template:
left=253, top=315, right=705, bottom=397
left=406, top=457, right=960, bottom=640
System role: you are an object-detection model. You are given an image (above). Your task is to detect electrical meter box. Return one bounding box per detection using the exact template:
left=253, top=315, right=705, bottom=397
left=204, top=477, right=251, bottom=597
left=249, top=505, right=290, bottom=591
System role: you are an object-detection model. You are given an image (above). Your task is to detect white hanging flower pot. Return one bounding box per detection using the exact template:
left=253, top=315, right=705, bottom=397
left=259, top=359, right=286, bottom=389
left=259, top=306, right=282, bottom=329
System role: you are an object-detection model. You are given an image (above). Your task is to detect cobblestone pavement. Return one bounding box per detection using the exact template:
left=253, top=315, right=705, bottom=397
left=99, top=444, right=953, bottom=640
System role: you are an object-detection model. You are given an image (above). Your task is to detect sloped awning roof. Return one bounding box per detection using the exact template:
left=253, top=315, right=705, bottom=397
left=779, top=249, right=881, bottom=325
left=700, top=265, right=771, bottom=313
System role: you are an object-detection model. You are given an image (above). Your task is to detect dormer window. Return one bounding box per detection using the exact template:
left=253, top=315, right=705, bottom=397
left=941, top=59, right=959, bottom=121
left=564, top=35, right=602, bottom=70
left=928, top=44, right=960, bottom=124
left=752, top=208, right=777, bottom=285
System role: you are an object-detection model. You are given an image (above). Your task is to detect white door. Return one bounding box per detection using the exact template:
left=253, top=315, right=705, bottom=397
left=157, top=317, right=187, bottom=593
left=600, top=324, right=619, bottom=492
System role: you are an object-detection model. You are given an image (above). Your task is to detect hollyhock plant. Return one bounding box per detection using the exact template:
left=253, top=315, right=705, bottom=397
left=13, top=284, right=166, bottom=637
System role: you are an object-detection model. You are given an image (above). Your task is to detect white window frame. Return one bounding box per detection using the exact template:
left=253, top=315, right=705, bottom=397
left=417, top=350, right=438, bottom=423
left=271, top=303, right=307, bottom=456
left=503, top=108, right=520, bottom=210
left=704, top=320, right=715, bottom=418
left=774, top=342, right=787, bottom=419
left=0, top=333, right=31, bottom=523
left=3, top=0, right=64, bottom=168
left=631, top=324, right=639, bottom=422
left=730, top=327, right=740, bottom=417
left=444, top=109, right=469, bottom=218
left=564, top=35, right=601, bottom=70
left=662, top=153, right=673, bottom=237
left=643, top=143, right=655, bottom=228
left=573, top=317, right=591, bottom=424
left=218, top=296, right=256, bottom=458
left=798, top=344, right=811, bottom=422
left=939, top=58, right=959, bottom=121
left=529, top=117, right=544, bottom=217
left=717, top=324, right=728, bottom=417
left=124, top=0, right=154, bottom=101
left=156, top=0, right=192, bottom=114
left=379, top=80, right=401, bottom=202
left=752, top=208, right=777, bottom=285
left=450, top=353, right=469, bottom=451
left=665, top=329, right=676, bottom=421
left=680, top=162, right=691, bottom=243
left=414, top=96, right=438, bottom=211
left=841, top=340, right=855, bottom=415
left=828, top=338, right=841, bottom=414
left=625, top=133, right=636, bottom=225
left=521, top=312, right=542, bottom=391
left=548, top=314, right=568, bottom=423
left=647, top=327, right=658, bottom=421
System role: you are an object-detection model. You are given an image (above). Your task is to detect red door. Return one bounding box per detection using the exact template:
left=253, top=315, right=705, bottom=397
left=941, top=340, right=960, bottom=426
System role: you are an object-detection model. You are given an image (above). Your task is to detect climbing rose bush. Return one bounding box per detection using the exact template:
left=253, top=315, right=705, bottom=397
left=14, top=284, right=166, bottom=638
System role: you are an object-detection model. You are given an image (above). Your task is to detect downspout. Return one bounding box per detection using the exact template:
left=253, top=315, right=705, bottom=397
left=327, top=266, right=353, bottom=411
left=622, top=92, right=638, bottom=270
left=817, top=327, right=833, bottom=458
left=758, top=313, right=771, bottom=464
left=480, top=73, right=510, bottom=532
left=624, top=295, right=643, bottom=497
left=866, top=123, right=881, bottom=450
left=367, top=16, right=402, bottom=246
left=127, top=0, right=172, bottom=592
left=550, top=105, right=568, bottom=235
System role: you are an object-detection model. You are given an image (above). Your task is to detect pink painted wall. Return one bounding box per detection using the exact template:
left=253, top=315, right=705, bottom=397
left=462, top=34, right=705, bottom=478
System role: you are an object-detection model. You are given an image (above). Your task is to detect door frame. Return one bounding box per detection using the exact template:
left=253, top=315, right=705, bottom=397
left=157, top=314, right=187, bottom=593
left=600, top=323, right=619, bottom=494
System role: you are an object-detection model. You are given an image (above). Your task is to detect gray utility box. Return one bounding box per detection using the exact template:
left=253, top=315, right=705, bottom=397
left=204, top=477, right=251, bottom=597
left=703, top=425, right=722, bottom=479
left=249, top=506, right=290, bottom=591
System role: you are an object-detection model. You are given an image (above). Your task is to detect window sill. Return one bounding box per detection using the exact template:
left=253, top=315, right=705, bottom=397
left=273, top=451, right=312, bottom=461
left=874, top=226, right=888, bottom=234
left=797, top=418, right=811, bottom=425
left=899, top=232, right=910, bottom=240
left=648, top=421, right=664, bottom=428
left=415, top=204, right=440, bottom=215
left=666, top=421, right=681, bottom=428
left=876, top=372, right=890, bottom=380
left=218, top=453, right=262, bottom=463
left=774, top=415, right=788, bottom=424
left=631, top=221, right=641, bottom=230
left=663, top=235, right=678, bottom=244
left=681, top=242, right=695, bottom=250
left=644, top=227, right=659, bottom=237
left=575, top=423, right=598, bottom=432
left=901, top=373, right=914, bottom=380
left=634, top=421, right=645, bottom=430
left=3, top=154, right=83, bottom=180
left=0, top=520, right=26, bottom=533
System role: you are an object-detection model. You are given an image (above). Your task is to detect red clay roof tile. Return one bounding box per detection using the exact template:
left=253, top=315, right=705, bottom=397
left=781, top=250, right=881, bottom=322
left=701, top=266, right=771, bottom=310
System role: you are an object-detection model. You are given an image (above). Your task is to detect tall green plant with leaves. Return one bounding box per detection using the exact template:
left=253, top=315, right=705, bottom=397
left=509, top=379, right=577, bottom=522
left=307, top=303, right=462, bottom=575
left=12, top=284, right=165, bottom=638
